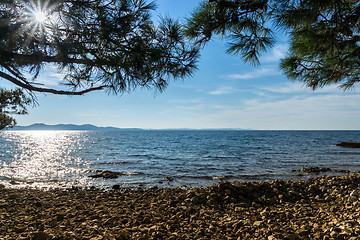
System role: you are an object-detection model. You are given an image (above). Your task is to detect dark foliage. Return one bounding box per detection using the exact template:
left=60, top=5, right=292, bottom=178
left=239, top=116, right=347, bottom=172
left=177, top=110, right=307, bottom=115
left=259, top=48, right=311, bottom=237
left=186, top=0, right=360, bottom=90
left=0, top=89, right=31, bottom=130
left=0, top=0, right=199, bottom=129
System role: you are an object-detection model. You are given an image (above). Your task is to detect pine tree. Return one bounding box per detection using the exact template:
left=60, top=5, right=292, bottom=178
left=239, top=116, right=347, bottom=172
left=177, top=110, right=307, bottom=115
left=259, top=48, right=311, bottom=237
left=0, top=89, right=31, bottom=130
left=0, top=0, right=199, bottom=129
left=278, top=0, right=360, bottom=90
left=186, top=0, right=360, bottom=90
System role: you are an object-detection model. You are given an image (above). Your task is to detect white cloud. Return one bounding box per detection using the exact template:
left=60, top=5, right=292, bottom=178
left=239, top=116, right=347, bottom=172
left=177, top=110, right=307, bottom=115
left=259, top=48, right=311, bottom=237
left=34, top=65, right=65, bottom=86
left=20, top=65, right=63, bottom=87
left=261, top=82, right=355, bottom=94
left=208, top=86, right=240, bottom=95
left=177, top=104, right=205, bottom=111
left=210, top=105, right=228, bottom=109
left=225, top=67, right=281, bottom=80
left=170, top=98, right=203, bottom=104
left=260, top=83, right=308, bottom=94
left=261, top=44, right=289, bottom=63
left=201, top=93, right=360, bottom=130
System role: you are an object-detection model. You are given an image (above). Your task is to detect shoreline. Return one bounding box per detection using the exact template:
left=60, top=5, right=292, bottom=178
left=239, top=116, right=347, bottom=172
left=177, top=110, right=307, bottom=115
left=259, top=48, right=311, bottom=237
left=1, top=166, right=353, bottom=191
left=1, top=172, right=360, bottom=239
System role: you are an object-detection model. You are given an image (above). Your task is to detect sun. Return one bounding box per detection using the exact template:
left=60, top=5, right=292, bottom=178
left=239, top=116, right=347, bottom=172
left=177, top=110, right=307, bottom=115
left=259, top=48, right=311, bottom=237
left=11, top=0, right=59, bottom=46
left=34, top=11, right=47, bottom=23
left=21, top=0, right=55, bottom=26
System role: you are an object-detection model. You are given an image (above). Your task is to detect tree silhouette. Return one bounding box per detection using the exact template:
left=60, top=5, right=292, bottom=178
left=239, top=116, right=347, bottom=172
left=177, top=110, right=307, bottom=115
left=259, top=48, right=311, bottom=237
left=0, top=89, right=31, bottom=129
left=0, top=0, right=199, bottom=129
left=186, top=0, right=360, bottom=90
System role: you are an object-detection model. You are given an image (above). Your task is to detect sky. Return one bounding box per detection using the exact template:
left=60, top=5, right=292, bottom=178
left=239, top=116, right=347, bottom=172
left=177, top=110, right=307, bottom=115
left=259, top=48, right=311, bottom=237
left=5, top=0, right=360, bottom=130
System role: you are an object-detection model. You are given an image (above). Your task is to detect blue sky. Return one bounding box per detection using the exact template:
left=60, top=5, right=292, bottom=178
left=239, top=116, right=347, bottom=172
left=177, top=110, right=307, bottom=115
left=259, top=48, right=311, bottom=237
left=6, top=0, right=360, bottom=130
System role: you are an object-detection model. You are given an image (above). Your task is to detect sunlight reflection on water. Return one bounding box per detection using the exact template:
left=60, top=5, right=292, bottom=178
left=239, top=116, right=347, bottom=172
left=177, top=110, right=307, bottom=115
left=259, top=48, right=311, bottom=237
left=0, top=131, right=90, bottom=189
left=1, top=130, right=360, bottom=190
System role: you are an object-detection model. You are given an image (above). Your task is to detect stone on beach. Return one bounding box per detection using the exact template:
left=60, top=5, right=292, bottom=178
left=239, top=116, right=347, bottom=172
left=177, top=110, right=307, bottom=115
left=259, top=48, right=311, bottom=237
left=1, top=172, right=360, bottom=239
left=88, top=170, right=121, bottom=179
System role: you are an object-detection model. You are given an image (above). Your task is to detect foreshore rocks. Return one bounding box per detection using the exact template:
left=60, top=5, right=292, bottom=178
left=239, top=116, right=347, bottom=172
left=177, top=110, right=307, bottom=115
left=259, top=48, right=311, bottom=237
left=1, top=172, right=360, bottom=239
left=88, top=170, right=122, bottom=179
left=336, top=142, right=360, bottom=148
left=293, top=167, right=350, bottom=174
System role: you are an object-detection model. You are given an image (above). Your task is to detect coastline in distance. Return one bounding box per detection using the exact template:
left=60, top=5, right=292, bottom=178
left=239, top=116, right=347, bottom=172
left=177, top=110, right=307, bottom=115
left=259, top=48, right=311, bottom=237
left=9, top=123, right=142, bottom=131
left=9, top=123, right=251, bottom=131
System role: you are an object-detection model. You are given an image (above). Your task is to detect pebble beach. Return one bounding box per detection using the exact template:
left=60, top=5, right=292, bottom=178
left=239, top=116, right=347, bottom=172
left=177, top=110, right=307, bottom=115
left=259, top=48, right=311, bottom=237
left=1, top=172, right=360, bottom=240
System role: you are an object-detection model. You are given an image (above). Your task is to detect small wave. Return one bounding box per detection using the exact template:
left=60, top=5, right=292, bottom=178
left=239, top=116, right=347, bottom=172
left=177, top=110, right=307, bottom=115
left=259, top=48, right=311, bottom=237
left=128, top=154, right=179, bottom=161
left=178, top=175, right=238, bottom=181
left=178, top=173, right=283, bottom=182
left=203, top=155, right=239, bottom=161
left=98, top=161, right=132, bottom=165
left=128, top=154, right=154, bottom=159
left=239, top=173, right=283, bottom=180
left=203, top=155, right=229, bottom=159
left=0, top=176, right=67, bottom=185
left=334, top=151, right=360, bottom=155
left=87, top=169, right=144, bottom=175
left=128, top=154, right=147, bottom=157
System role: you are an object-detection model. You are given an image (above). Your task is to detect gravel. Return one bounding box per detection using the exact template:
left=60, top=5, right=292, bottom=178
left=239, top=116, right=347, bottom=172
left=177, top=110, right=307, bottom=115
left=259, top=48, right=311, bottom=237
left=1, top=172, right=360, bottom=239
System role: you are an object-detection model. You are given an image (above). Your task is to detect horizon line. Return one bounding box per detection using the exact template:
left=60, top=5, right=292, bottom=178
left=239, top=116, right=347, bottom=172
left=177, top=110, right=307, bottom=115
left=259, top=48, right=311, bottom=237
left=8, top=123, right=360, bottom=131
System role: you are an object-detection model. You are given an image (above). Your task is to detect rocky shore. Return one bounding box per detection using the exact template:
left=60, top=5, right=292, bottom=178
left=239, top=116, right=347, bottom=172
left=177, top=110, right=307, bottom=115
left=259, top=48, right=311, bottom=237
left=1, top=173, right=360, bottom=240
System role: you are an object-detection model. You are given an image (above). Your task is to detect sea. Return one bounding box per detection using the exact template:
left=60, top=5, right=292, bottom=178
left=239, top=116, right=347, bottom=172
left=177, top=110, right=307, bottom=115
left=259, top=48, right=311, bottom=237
left=0, top=130, right=359, bottom=190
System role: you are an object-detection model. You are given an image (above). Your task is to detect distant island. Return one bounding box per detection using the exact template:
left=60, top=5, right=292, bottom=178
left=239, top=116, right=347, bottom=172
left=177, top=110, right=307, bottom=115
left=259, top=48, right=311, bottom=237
left=10, top=123, right=142, bottom=131
left=9, top=123, right=250, bottom=131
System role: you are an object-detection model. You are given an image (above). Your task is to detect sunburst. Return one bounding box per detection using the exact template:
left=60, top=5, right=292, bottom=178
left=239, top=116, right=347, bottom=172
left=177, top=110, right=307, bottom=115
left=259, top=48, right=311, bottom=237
left=34, top=10, right=47, bottom=23
left=26, top=0, right=54, bottom=27
left=13, top=0, right=57, bottom=44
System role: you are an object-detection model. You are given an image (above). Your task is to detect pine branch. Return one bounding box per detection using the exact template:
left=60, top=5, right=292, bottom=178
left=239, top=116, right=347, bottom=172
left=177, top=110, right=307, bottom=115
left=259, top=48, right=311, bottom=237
left=0, top=71, right=106, bottom=95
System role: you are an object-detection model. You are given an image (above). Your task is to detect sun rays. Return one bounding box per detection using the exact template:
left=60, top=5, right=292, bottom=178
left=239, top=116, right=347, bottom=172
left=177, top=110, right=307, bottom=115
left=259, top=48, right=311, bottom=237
left=25, top=0, right=53, bottom=24
left=14, top=0, right=57, bottom=45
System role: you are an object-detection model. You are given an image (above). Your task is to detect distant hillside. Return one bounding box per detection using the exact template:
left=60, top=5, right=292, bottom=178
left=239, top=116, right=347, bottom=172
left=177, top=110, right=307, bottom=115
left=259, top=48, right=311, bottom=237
left=11, top=123, right=142, bottom=131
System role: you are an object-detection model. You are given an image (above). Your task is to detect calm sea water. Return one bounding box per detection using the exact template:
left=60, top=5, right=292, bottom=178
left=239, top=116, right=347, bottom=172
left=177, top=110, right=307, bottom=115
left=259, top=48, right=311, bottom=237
left=0, top=130, right=359, bottom=189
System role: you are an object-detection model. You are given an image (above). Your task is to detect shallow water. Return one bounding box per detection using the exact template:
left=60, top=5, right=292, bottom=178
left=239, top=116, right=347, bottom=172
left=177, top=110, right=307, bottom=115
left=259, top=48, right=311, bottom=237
left=0, top=130, right=359, bottom=189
